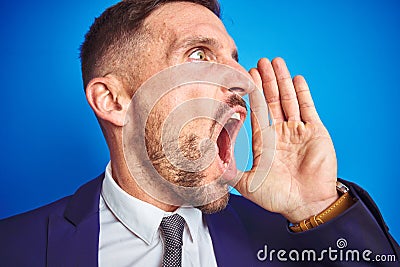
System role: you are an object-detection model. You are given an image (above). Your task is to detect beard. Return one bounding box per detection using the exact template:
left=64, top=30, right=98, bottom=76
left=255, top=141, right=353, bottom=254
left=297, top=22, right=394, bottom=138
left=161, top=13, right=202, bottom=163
left=143, top=93, right=246, bottom=213
left=196, top=192, right=230, bottom=214
left=145, top=116, right=230, bottom=214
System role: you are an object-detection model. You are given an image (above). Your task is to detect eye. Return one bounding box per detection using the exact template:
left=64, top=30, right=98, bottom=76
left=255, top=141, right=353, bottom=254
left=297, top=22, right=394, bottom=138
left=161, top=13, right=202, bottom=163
left=188, top=49, right=207, bottom=61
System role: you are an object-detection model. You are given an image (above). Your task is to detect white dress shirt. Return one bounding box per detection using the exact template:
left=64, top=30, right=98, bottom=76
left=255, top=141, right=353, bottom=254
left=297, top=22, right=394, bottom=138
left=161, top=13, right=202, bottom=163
left=99, top=163, right=218, bottom=267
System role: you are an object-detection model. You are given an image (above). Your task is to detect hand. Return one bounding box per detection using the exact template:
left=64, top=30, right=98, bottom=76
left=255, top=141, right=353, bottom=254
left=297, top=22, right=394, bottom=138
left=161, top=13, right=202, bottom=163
left=235, top=57, right=339, bottom=223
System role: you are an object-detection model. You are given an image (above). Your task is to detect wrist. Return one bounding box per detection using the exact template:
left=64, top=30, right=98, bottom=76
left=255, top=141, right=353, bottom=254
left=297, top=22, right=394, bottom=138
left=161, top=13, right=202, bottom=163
left=289, top=181, right=356, bottom=232
left=285, top=193, right=340, bottom=224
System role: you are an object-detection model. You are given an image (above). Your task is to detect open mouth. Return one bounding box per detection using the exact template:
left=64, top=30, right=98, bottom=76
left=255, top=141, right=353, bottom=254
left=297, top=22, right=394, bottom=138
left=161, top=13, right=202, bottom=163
left=214, top=107, right=246, bottom=172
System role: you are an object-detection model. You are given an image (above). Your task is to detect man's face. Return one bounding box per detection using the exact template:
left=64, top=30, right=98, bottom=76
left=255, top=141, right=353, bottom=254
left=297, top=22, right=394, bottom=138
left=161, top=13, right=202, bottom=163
left=128, top=2, right=249, bottom=213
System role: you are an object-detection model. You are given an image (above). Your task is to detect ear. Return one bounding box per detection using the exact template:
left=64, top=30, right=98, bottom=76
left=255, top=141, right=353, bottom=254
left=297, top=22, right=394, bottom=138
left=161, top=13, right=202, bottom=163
left=85, top=75, right=129, bottom=127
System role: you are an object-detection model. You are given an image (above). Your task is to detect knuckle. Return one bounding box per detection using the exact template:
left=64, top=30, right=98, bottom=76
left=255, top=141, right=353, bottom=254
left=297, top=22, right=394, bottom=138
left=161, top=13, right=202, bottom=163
left=280, top=92, right=296, bottom=101
left=299, top=102, right=315, bottom=109
left=266, top=95, right=280, bottom=103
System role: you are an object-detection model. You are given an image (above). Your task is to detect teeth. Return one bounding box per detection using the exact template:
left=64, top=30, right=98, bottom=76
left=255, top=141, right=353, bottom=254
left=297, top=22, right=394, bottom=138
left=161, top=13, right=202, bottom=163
left=224, top=162, right=228, bottom=168
left=230, top=112, right=240, bottom=120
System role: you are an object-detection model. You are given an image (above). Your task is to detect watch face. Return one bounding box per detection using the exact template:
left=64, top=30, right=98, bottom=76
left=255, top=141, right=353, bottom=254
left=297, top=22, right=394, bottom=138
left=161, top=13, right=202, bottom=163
left=336, top=181, right=349, bottom=194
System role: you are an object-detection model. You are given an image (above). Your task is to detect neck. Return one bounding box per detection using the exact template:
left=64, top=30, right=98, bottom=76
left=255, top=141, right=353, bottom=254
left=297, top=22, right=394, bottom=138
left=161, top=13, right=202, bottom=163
left=104, top=126, right=181, bottom=212
left=110, top=156, right=179, bottom=213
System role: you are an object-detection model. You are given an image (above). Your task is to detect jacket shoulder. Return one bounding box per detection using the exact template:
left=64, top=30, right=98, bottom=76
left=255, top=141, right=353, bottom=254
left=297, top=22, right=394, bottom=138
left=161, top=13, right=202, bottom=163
left=0, top=175, right=103, bottom=267
left=0, top=195, right=71, bottom=226
left=0, top=174, right=104, bottom=227
left=228, top=194, right=288, bottom=231
left=228, top=193, right=284, bottom=221
left=0, top=195, right=72, bottom=266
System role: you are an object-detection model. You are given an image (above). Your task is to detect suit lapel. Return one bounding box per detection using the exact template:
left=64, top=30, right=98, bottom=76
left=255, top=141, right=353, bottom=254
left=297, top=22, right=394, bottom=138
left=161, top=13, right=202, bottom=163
left=47, top=175, right=258, bottom=266
left=205, top=202, right=255, bottom=266
left=47, top=174, right=104, bottom=267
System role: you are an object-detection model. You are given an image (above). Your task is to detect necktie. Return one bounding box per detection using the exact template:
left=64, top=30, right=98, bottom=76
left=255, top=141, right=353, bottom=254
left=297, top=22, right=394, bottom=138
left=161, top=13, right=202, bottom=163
left=160, top=214, right=186, bottom=267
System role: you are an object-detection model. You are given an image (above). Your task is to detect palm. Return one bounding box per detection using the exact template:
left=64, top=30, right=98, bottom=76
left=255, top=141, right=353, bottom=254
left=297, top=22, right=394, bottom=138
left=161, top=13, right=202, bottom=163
left=236, top=58, right=338, bottom=223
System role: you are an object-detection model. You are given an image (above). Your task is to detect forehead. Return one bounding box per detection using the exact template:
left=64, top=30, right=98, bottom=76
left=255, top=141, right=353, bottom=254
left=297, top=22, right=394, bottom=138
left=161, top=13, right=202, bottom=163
left=143, top=2, right=235, bottom=50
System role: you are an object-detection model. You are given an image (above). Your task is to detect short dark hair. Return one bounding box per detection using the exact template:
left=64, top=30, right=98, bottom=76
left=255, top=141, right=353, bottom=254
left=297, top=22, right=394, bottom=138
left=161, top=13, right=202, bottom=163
left=79, top=0, right=220, bottom=89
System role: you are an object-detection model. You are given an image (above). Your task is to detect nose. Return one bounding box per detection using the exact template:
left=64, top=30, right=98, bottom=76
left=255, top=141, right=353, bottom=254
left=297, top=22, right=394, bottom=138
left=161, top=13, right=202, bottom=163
left=226, top=59, right=253, bottom=81
left=218, top=59, right=253, bottom=98
left=228, top=87, right=246, bottom=94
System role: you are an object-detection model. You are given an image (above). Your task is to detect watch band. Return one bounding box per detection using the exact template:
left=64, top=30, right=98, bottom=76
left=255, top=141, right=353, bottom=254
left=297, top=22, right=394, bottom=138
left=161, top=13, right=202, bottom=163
left=289, top=181, right=356, bottom=233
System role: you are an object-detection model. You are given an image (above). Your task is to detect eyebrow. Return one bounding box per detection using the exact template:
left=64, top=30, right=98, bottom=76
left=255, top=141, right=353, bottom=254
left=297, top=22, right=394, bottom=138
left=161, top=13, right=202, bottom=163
left=171, top=36, right=239, bottom=62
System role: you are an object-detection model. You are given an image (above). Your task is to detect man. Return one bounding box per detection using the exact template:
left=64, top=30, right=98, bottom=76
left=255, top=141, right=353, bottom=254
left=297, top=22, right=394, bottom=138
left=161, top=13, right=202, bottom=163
left=0, top=0, right=399, bottom=266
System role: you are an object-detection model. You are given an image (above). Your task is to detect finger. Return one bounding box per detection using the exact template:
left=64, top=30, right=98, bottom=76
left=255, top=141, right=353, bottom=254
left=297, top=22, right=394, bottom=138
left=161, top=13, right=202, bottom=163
left=248, top=68, right=270, bottom=171
left=248, top=68, right=275, bottom=179
left=249, top=68, right=270, bottom=129
left=293, top=75, right=321, bottom=123
left=257, top=58, right=285, bottom=124
left=271, top=57, right=301, bottom=121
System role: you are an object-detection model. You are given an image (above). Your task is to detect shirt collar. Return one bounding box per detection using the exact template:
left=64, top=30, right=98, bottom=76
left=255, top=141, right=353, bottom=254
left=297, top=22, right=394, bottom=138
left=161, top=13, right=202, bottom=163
left=101, top=162, right=202, bottom=245
left=176, top=206, right=202, bottom=243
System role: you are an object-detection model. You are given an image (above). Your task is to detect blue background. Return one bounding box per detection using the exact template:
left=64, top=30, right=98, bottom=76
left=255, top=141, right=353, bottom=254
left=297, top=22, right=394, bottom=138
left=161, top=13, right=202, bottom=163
left=0, top=0, right=399, bottom=242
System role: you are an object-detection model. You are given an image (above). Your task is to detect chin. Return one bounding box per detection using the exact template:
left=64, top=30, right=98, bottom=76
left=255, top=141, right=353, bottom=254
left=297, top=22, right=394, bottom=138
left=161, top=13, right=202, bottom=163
left=196, top=192, right=230, bottom=214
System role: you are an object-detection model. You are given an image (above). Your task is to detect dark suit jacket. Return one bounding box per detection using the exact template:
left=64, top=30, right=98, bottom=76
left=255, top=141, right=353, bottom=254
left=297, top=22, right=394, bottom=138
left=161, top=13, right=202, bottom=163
left=0, top=174, right=399, bottom=266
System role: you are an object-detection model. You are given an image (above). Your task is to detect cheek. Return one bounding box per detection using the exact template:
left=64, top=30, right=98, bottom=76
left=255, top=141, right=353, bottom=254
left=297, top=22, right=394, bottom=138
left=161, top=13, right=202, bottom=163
left=148, top=84, right=227, bottom=142
left=178, top=117, right=214, bottom=139
left=149, top=85, right=214, bottom=117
